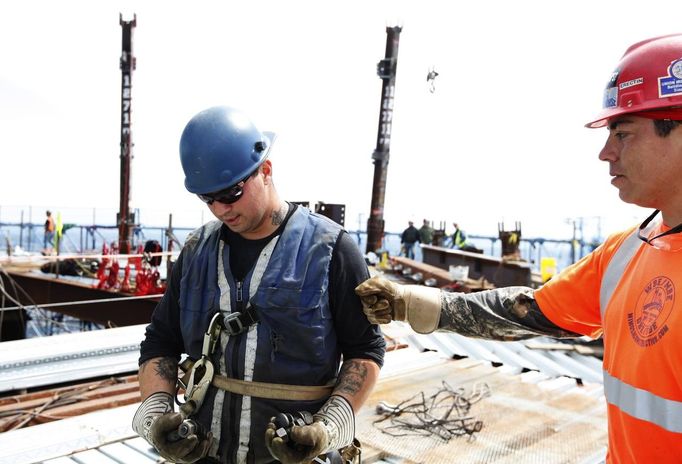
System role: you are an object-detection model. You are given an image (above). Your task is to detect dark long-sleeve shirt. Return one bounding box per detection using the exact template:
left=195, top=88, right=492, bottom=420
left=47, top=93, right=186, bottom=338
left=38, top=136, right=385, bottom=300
left=140, top=208, right=385, bottom=369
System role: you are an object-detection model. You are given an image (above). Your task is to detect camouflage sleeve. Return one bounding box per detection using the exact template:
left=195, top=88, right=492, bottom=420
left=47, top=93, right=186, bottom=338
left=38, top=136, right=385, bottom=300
left=438, top=287, right=581, bottom=340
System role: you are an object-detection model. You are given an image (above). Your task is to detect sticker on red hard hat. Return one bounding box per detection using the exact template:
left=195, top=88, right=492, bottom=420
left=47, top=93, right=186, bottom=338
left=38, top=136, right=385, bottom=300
left=619, top=78, right=643, bottom=90
left=603, top=71, right=620, bottom=108
left=659, top=58, right=682, bottom=97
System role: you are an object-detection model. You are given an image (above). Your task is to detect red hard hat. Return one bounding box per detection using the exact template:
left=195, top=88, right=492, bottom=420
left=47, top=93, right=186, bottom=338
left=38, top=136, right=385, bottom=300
left=586, top=34, right=682, bottom=128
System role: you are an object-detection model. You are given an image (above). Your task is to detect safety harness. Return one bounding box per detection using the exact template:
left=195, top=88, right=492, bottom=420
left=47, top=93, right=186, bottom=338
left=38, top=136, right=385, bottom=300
left=178, top=310, right=334, bottom=409
left=176, top=310, right=362, bottom=464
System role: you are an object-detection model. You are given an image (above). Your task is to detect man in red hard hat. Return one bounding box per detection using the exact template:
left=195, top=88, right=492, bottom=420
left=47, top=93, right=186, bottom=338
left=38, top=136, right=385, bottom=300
left=356, top=34, right=682, bottom=463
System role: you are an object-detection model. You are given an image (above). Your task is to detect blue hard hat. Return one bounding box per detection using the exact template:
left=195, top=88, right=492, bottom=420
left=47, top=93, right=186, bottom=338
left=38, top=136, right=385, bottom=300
left=179, top=106, right=275, bottom=194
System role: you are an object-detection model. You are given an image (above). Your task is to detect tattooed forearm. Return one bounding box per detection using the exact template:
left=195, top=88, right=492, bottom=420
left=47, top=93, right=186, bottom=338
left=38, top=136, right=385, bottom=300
left=335, top=360, right=368, bottom=397
left=141, top=357, right=178, bottom=383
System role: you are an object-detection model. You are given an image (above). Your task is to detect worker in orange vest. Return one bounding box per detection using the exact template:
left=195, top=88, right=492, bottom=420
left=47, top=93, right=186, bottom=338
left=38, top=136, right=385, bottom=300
left=43, top=210, right=55, bottom=250
left=356, top=34, right=682, bottom=463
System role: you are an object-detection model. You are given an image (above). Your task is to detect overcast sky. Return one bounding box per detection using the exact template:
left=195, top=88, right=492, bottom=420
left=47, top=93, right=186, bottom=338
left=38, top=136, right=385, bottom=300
left=2, top=0, right=681, bottom=240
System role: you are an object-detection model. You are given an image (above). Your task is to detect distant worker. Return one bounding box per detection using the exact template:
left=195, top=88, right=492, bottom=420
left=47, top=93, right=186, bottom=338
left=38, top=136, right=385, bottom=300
left=356, top=34, right=682, bottom=463
left=43, top=210, right=55, bottom=250
left=418, top=219, right=434, bottom=246
left=132, top=106, right=384, bottom=464
left=400, top=220, right=420, bottom=259
left=451, top=222, right=467, bottom=249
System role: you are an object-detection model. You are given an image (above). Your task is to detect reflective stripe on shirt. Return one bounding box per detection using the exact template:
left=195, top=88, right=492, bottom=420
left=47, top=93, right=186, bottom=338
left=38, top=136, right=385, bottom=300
left=604, top=370, right=682, bottom=433
left=599, top=230, right=682, bottom=435
left=599, top=230, right=642, bottom=320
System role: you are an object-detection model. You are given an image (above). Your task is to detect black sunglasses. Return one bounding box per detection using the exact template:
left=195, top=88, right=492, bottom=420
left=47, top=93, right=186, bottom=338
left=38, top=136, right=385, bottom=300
left=197, top=169, right=258, bottom=205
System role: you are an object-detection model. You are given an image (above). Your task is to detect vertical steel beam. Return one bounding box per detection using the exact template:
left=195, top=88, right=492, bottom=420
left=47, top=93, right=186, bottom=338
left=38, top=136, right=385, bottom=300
left=366, top=26, right=402, bottom=253
left=118, top=14, right=137, bottom=254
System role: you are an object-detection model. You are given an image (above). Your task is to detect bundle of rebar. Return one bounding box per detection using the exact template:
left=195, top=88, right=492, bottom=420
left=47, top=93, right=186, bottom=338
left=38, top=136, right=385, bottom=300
left=373, top=381, right=491, bottom=442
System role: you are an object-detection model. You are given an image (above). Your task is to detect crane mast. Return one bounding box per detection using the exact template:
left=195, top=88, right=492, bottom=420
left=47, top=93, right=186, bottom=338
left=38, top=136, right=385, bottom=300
left=366, top=26, right=402, bottom=253
left=117, top=13, right=137, bottom=254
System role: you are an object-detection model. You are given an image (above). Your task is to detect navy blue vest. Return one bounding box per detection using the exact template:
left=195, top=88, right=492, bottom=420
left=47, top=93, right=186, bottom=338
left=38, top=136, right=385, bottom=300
left=178, top=207, right=342, bottom=463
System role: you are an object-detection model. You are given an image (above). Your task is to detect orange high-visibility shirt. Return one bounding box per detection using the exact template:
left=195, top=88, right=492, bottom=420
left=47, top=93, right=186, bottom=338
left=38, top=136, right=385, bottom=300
left=535, top=224, right=682, bottom=463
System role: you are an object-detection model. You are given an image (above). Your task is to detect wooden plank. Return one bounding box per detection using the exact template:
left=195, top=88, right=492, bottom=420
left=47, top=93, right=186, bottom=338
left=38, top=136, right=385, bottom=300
left=0, top=375, right=138, bottom=406
left=0, top=381, right=139, bottom=415
left=390, top=256, right=496, bottom=291
left=0, top=391, right=140, bottom=431
left=31, top=391, right=141, bottom=423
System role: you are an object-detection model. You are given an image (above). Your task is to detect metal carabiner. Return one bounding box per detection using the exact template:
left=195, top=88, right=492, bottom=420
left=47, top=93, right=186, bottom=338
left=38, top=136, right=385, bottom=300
left=183, top=356, right=215, bottom=412
left=180, top=312, right=222, bottom=411
left=202, top=312, right=224, bottom=357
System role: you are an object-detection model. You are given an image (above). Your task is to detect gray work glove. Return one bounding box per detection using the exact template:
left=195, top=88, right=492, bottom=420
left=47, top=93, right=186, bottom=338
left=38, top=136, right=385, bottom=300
left=265, top=395, right=354, bottom=464
left=265, top=420, right=329, bottom=464
left=149, top=411, right=213, bottom=463
left=355, top=275, right=442, bottom=333
left=132, top=393, right=212, bottom=464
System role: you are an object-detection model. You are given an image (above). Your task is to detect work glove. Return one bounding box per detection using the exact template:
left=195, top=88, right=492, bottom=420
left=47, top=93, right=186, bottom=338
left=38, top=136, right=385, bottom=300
left=132, top=393, right=212, bottom=464
left=355, top=276, right=442, bottom=334
left=265, top=395, right=355, bottom=464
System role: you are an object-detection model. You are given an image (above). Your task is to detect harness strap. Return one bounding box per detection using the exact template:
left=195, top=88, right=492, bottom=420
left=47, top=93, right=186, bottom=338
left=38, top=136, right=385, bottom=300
left=180, top=359, right=334, bottom=401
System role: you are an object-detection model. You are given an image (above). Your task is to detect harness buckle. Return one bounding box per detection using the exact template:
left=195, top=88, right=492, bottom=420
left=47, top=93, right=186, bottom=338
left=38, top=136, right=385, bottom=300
left=222, top=311, right=246, bottom=336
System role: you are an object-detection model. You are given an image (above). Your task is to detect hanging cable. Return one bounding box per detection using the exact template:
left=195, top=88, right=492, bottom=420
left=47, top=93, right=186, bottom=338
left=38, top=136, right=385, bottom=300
left=0, top=293, right=161, bottom=313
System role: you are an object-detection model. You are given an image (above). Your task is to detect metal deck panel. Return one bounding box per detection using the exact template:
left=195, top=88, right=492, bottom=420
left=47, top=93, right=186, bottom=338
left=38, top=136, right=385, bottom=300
left=0, top=321, right=608, bottom=463
left=358, top=351, right=607, bottom=464
left=98, top=442, right=159, bottom=463
left=0, top=350, right=607, bottom=464
left=506, top=340, right=575, bottom=378
left=117, top=437, right=163, bottom=461
left=382, top=323, right=604, bottom=385
left=58, top=449, right=119, bottom=464
left=380, top=345, right=452, bottom=378
left=568, top=350, right=605, bottom=373
left=0, top=324, right=146, bottom=392
left=544, top=350, right=604, bottom=384
left=0, top=402, right=139, bottom=464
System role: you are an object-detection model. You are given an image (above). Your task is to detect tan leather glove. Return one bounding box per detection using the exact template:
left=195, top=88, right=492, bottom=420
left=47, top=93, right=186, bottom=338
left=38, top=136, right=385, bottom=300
left=355, top=276, right=442, bottom=334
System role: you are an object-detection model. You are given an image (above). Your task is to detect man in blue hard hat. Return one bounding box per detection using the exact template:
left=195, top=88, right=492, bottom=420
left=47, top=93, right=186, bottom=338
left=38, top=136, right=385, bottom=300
left=132, top=106, right=385, bottom=464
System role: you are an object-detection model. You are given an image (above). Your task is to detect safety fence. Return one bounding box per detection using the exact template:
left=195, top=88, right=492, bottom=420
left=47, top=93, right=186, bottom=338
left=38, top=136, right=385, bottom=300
left=1, top=220, right=594, bottom=273
left=1, top=205, right=596, bottom=274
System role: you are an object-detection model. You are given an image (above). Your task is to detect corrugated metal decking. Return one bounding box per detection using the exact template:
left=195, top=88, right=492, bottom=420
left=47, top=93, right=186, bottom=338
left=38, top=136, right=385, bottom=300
left=360, top=347, right=607, bottom=463
left=0, top=341, right=607, bottom=463
left=0, top=323, right=607, bottom=464
left=0, top=324, right=146, bottom=393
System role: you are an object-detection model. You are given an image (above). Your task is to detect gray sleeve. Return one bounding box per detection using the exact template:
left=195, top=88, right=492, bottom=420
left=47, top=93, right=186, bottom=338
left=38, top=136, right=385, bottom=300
left=438, top=287, right=581, bottom=340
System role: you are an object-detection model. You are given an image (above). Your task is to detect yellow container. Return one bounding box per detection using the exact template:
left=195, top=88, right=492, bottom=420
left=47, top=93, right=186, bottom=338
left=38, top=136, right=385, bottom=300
left=379, top=251, right=390, bottom=269
left=541, top=257, right=557, bottom=283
